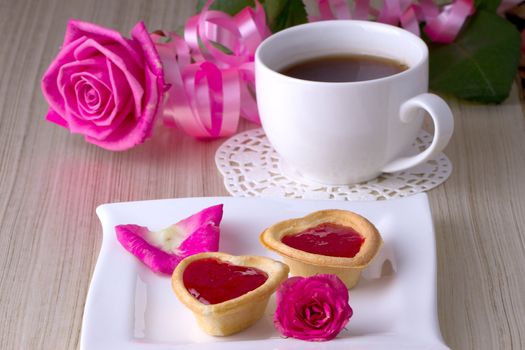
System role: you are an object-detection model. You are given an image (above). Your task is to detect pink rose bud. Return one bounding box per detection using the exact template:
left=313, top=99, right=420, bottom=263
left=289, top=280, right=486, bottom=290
left=41, top=20, right=165, bottom=150
left=274, top=274, right=353, bottom=341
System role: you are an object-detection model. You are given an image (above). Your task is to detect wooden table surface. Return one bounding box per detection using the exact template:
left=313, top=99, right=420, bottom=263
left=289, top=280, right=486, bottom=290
left=1, top=0, right=525, bottom=349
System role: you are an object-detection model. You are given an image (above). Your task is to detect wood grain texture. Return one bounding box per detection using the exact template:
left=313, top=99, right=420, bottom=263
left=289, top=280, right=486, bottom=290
left=0, top=1, right=524, bottom=349
left=431, top=85, right=525, bottom=349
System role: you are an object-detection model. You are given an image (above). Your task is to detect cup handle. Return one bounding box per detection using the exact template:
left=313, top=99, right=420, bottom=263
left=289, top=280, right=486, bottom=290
left=381, top=93, right=454, bottom=173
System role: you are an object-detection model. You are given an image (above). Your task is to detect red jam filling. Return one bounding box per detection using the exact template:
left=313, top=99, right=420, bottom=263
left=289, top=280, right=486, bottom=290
left=281, top=222, right=365, bottom=258
left=183, top=258, right=268, bottom=305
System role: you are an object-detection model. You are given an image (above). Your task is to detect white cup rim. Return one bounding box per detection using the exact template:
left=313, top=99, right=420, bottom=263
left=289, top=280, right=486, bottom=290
left=255, top=20, right=429, bottom=86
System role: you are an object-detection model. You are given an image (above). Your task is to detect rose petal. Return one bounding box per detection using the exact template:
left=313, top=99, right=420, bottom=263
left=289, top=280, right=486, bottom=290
left=76, top=59, right=134, bottom=133
left=102, top=58, right=131, bottom=125
left=76, top=80, right=102, bottom=113
left=131, top=21, right=164, bottom=79
left=41, top=36, right=86, bottom=117
left=115, top=224, right=181, bottom=275
left=55, top=30, right=138, bottom=131
left=58, top=56, right=111, bottom=86
left=85, top=65, right=156, bottom=150
left=72, top=73, right=111, bottom=118
left=85, top=22, right=164, bottom=151
left=57, top=56, right=134, bottom=141
left=115, top=204, right=223, bottom=275
left=64, top=19, right=143, bottom=67
left=73, top=38, right=144, bottom=116
left=45, top=109, right=68, bottom=128
left=303, top=301, right=331, bottom=329
left=73, top=59, right=134, bottom=138
left=55, top=57, right=119, bottom=131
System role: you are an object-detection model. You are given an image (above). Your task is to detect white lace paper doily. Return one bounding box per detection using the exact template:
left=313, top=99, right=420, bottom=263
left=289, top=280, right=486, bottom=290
left=215, top=128, right=452, bottom=201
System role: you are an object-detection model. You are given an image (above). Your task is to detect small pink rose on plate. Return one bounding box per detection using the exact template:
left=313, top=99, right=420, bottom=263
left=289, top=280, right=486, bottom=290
left=41, top=20, right=165, bottom=150
left=115, top=204, right=223, bottom=275
left=274, top=274, right=353, bottom=341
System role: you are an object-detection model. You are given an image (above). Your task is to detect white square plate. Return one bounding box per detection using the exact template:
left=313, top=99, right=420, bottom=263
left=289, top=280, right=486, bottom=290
left=81, top=194, right=449, bottom=350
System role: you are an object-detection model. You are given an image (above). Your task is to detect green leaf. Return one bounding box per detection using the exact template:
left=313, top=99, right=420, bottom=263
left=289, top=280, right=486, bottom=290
left=429, top=10, right=520, bottom=104
left=474, top=0, right=501, bottom=12
left=263, top=0, right=307, bottom=33
left=196, top=0, right=255, bottom=16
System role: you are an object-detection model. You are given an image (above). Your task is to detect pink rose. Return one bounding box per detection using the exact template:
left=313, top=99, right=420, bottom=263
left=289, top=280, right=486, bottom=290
left=274, top=274, right=353, bottom=341
left=41, top=20, right=164, bottom=150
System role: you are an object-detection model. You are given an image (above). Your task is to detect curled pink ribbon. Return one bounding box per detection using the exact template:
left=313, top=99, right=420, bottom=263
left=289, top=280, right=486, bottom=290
left=310, top=0, right=475, bottom=43
left=154, top=1, right=269, bottom=139
left=155, top=0, right=497, bottom=139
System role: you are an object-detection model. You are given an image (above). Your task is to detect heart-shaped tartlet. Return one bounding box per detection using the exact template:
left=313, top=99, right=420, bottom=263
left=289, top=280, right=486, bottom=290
left=172, top=252, right=289, bottom=336
left=260, top=209, right=382, bottom=289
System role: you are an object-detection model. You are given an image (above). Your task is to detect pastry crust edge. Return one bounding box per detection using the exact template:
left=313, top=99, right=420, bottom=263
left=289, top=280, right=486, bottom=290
left=259, top=209, right=383, bottom=268
left=172, top=252, right=289, bottom=317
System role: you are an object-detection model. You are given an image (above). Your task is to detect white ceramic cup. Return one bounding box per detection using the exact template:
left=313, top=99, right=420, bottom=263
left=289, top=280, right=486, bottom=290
left=255, top=20, right=454, bottom=185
